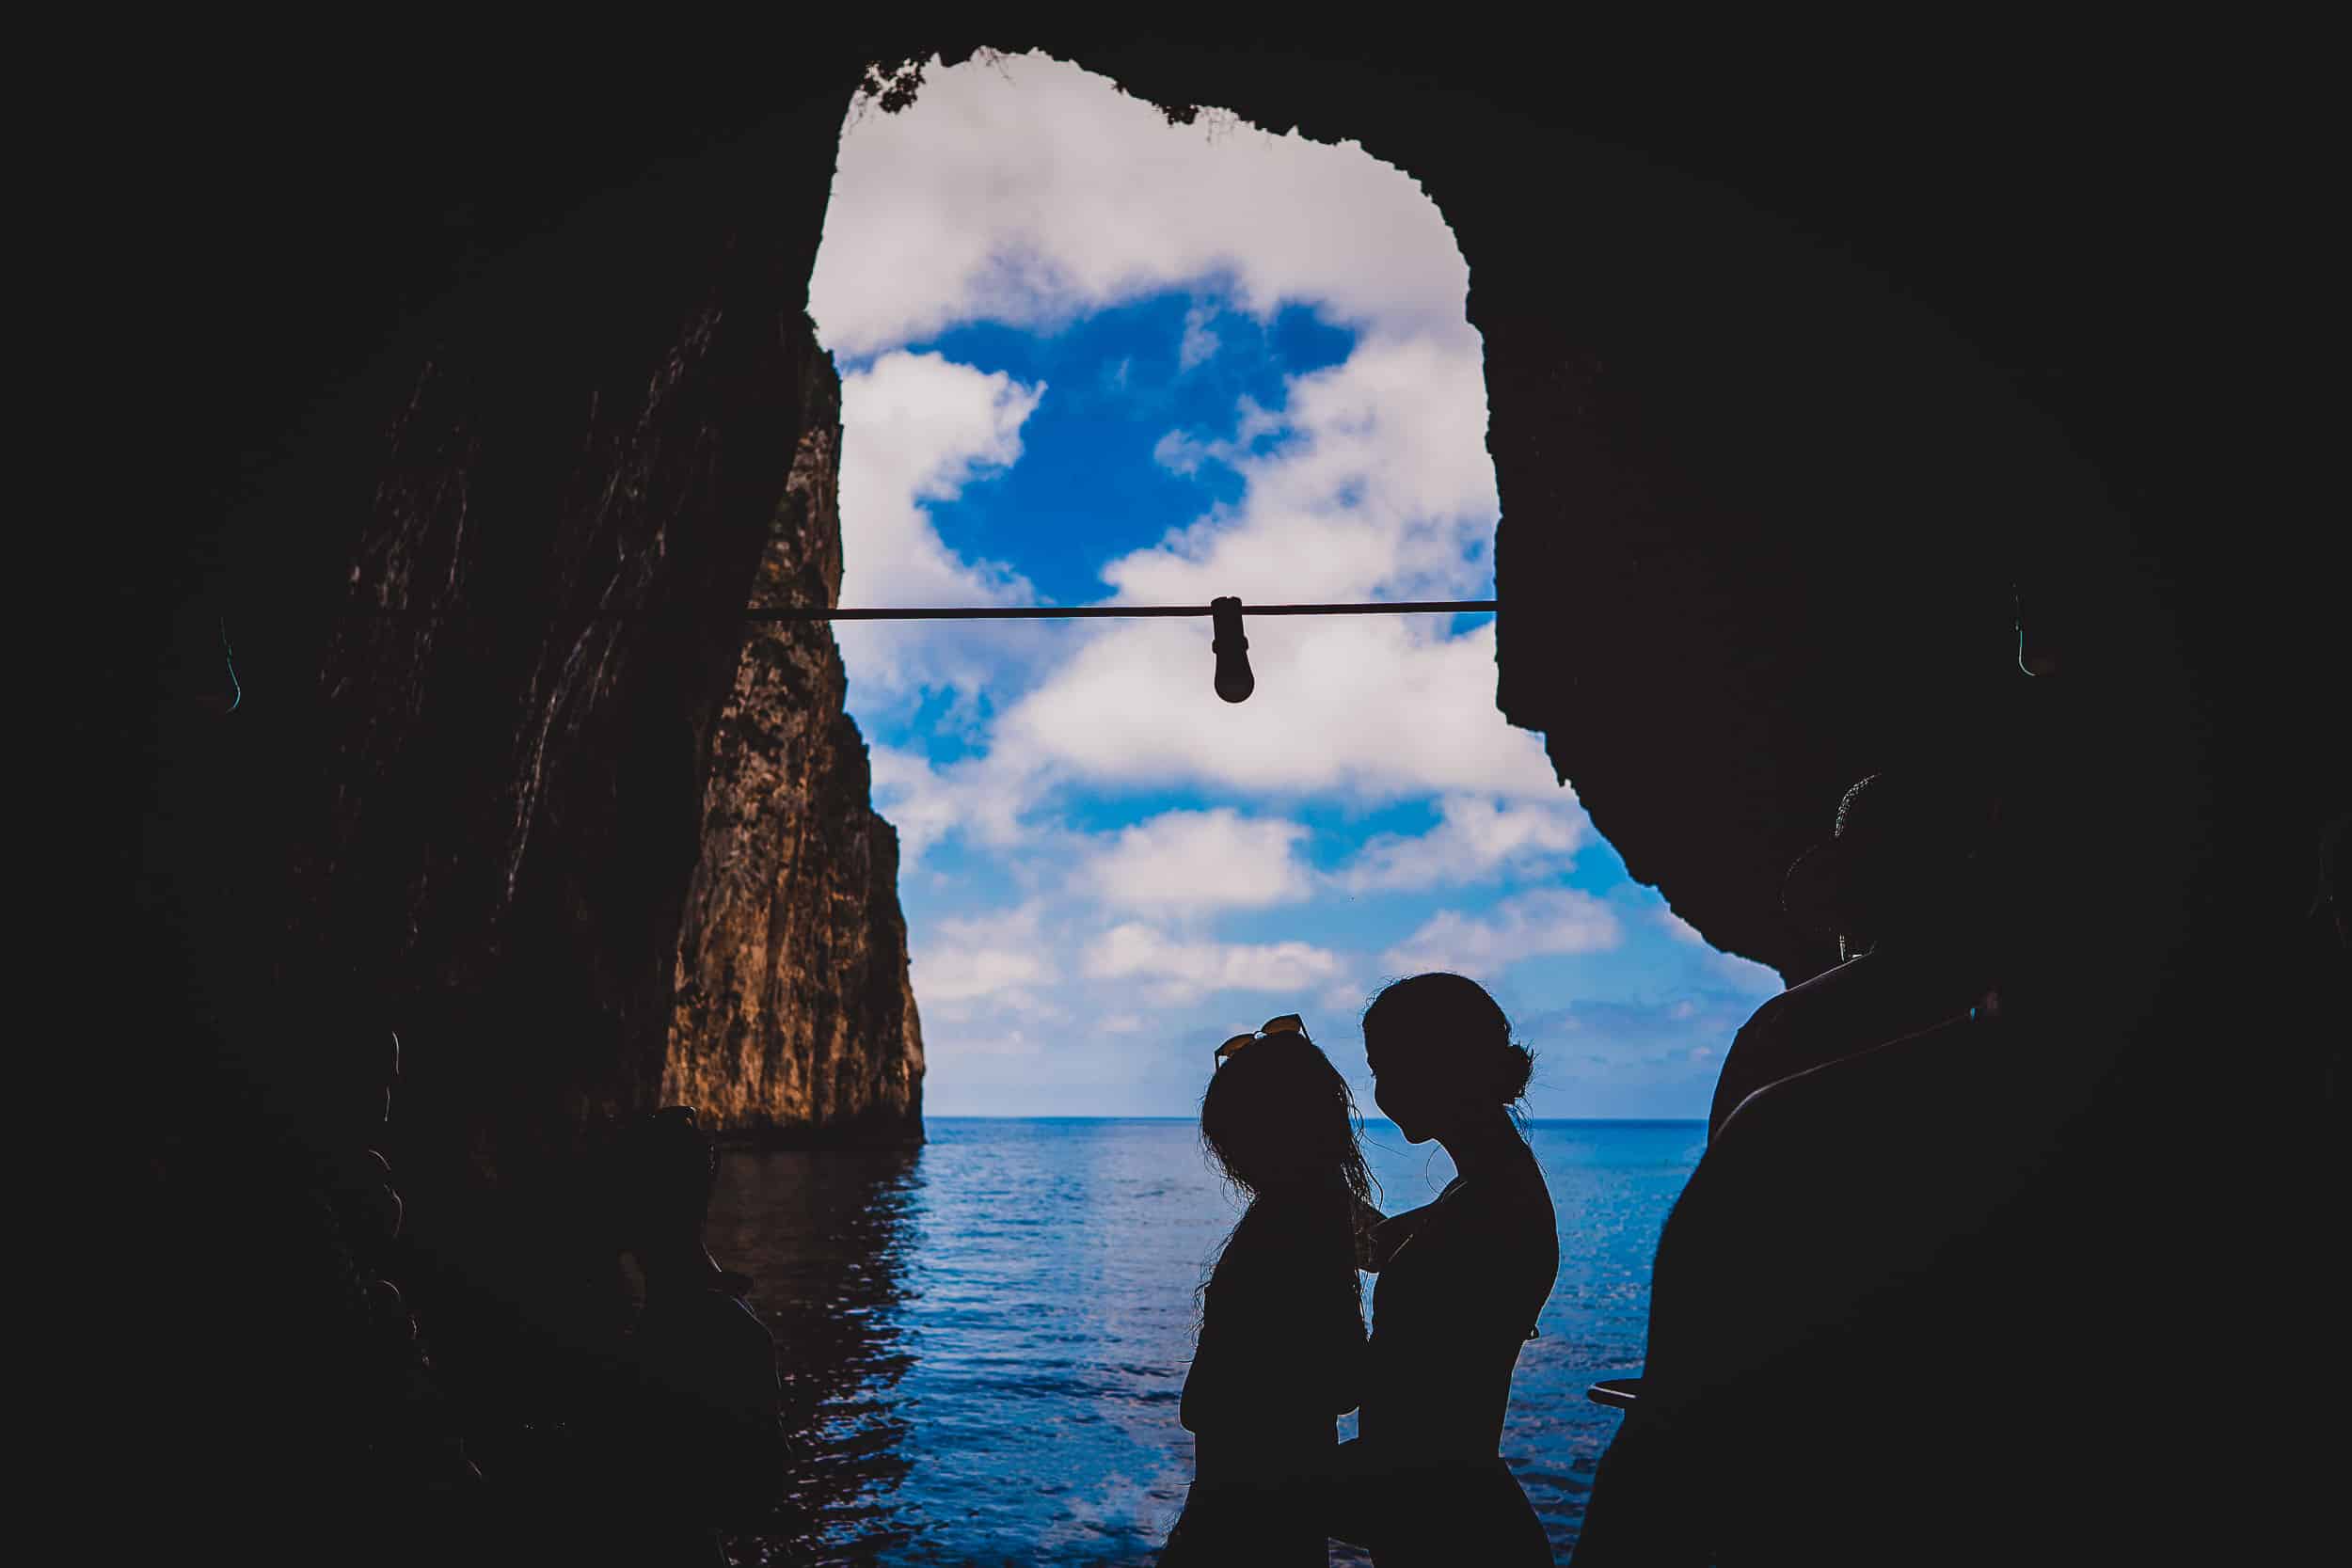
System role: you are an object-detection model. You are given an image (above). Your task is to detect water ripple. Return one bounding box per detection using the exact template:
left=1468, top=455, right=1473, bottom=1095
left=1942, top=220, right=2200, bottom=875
left=712, top=1118, right=1697, bottom=1563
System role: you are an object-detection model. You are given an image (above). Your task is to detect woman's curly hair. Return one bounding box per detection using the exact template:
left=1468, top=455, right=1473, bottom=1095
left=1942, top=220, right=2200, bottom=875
left=1194, top=1032, right=1377, bottom=1332
left=1200, top=1034, right=1375, bottom=1210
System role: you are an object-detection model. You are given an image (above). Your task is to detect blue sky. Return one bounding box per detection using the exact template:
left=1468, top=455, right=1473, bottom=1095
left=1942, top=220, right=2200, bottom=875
left=808, top=53, right=1782, bottom=1118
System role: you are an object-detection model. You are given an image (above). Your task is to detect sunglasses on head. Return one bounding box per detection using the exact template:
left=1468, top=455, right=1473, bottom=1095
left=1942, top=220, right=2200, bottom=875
left=1215, top=1014, right=1307, bottom=1068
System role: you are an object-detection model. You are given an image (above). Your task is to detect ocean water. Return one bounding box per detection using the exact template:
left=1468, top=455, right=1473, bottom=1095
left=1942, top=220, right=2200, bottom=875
left=707, top=1117, right=1705, bottom=1566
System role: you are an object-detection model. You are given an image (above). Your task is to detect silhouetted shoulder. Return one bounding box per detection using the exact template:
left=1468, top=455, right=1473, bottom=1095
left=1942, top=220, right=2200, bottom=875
left=1209, top=1188, right=1358, bottom=1313
left=1710, top=950, right=1998, bottom=1137
left=633, top=1283, right=780, bottom=1421
left=1727, top=1000, right=2004, bottom=1139
left=1708, top=980, right=1813, bottom=1135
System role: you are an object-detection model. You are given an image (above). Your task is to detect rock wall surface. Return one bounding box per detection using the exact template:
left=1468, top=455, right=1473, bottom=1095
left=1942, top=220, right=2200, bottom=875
left=141, top=87, right=925, bottom=1181
left=664, top=371, right=925, bottom=1141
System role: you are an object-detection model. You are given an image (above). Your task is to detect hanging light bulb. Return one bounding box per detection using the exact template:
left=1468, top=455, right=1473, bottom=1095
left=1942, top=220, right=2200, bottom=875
left=1210, top=595, right=1254, bottom=703
left=736, top=593, right=1497, bottom=705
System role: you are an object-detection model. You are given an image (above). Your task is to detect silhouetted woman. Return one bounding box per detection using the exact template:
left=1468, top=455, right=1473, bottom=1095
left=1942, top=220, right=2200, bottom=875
left=1334, top=973, right=1559, bottom=1566
left=1159, top=1016, right=1376, bottom=1566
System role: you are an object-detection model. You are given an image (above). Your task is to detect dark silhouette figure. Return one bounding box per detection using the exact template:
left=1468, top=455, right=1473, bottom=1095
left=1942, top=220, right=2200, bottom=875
left=1708, top=770, right=2002, bottom=1138
left=1575, top=774, right=2066, bottom=1565
left=1572, top=1001, right=2040, bottom=1565
left=585, top=1107, right=787, bottom=1567
left=1160, top=1016, right=1372, bottom=1566
left=1329, top=974, right=1558, bottom=1567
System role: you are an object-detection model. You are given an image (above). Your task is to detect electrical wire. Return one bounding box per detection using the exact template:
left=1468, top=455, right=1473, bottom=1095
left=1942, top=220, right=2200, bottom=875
left=746, top=599, right=1497, bottom=622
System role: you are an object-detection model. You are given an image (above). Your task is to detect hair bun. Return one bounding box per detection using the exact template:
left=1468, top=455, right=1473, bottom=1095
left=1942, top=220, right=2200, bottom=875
left=1497, top=1042, right=1535, bottom=1102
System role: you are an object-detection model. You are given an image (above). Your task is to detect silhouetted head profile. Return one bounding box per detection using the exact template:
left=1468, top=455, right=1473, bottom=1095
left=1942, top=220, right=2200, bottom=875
left=1360, top=973, right=1534, bottom=1144
left=605, top=1106, right=722, bottom=1279
left=1782, top=770, right=1998, bottom=960
left=1200, top=1023, right=1374, bottom=1211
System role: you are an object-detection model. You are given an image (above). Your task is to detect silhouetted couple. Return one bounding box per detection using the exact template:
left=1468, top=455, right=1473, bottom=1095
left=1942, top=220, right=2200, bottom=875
left=1159, top=973, right=1559, bottom=1567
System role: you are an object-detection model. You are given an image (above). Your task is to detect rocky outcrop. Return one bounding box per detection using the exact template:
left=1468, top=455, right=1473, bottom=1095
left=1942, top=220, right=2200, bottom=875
left=183, top=103, right=925, bottom=1182
left=664, top=372, right=925, bottom=1143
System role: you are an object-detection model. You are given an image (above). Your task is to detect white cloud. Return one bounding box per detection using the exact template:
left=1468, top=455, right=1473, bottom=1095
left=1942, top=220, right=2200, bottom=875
left=1651, top=906, right=1787, bottom=994
left=1319, top=977, right=1377, bottom=1018
left=812, top=52, right=1470, bottom=358
left=868, top=744, right=1049, bottom=863
left=914, top=904, right=1056, bottom=1003
left=1709, top=947, right=1788, bottom=996
left=1152, top=429, right=1213, bottom=476
left=1381, top=888, right=1624, bottom=974
left=1084, top=923, right=1343, bottom=1004
left=1076, top=808, right=1315, bottom=912
left=837, top=350, right=1041, bottom=599
left=998, top=615, right=1552, bottom=803
left=1114, top=337, right=1498, bottom=605
left=1339, top=794, right=1588, bottom=892
left=1658, top=909, right=1708, bottom=944
left=1179, top=302, right=1220, bottom=370
left=979, top=323, right=1520, bottom=806
left=833, top=351, right=1053, bottom=706
left=917, top=946, right=1051, bottom=1005
left=950, top=1032, right=1046, bottom=1058
left=821, top=56, right=1524, bottom=819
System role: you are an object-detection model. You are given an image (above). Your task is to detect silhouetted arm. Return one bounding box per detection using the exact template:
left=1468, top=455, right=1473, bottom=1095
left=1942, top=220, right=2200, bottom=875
left=1571, top=1145, right=1753, bottom=1566
left=1350, top=1196, right=1387, bottom=1270
left=704, top=1303, right=789, bottom=1521
left=1359, top=1202, right=1434, bottom=1272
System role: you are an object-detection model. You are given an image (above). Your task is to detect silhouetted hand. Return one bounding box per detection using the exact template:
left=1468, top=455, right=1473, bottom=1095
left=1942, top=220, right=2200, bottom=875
left=1352, top=1196, right=1387, bottom=1270
left=1359, top=1203, right=1431, bottom=1272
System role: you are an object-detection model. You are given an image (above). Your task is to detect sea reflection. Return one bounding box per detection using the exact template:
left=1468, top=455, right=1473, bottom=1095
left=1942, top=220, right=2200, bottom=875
left=705, top=1119, right=1699, bottom=1567
left=708, top=1146, right=923, bottom=1565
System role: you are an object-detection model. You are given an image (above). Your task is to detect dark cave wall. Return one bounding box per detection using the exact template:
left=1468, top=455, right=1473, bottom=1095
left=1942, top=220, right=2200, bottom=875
left=886, top=40, right=2104, bottom=983
left=101, top=40, right=2333, bottom=1560
left=666, top=372, right=926, bottom=1141
left=167, top=84, right=928, bottom=1180
left=127, top=30, right=2336, bottom=1151
left=881, top=34, right=2338, bottom=994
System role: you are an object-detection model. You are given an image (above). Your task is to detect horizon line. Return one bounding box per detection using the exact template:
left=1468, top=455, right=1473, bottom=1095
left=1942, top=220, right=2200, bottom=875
left=920, top=1113, right=1706, bottom=1124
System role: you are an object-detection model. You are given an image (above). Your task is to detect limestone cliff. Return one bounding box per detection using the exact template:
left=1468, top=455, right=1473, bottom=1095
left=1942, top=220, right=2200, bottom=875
left=664, top=372, right=925, bottom=1142
left=217, top=115, right=924, bottom=1180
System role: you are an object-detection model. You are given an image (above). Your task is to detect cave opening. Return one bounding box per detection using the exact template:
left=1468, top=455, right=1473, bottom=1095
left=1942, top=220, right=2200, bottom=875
left=724, top=47, right=1786, bottom=1136
left=648, top=48, right=1816, bottom=1560
left=114, top=34, right=2337, bottom=1567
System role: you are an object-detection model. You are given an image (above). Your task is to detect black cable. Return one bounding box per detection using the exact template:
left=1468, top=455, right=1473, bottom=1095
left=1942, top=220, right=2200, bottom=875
left=744, top=599, right=1497, bottom=622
